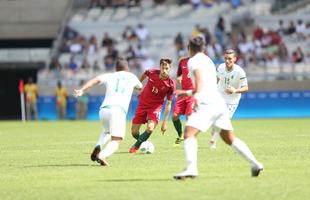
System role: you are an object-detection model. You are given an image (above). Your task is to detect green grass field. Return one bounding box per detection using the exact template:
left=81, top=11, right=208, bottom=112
left=1, top=119, right=310, bottom=200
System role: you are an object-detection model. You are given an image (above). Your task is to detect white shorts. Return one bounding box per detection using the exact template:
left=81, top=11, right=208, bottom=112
left=99, top=107, right=126, bottom=139
left=226, top=103, right=239, bottom=118
left=186, top=103, right=233, bottom=133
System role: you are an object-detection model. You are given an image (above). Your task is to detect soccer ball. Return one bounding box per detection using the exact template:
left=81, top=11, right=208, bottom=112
left=140, top=141, right=155, bottom=154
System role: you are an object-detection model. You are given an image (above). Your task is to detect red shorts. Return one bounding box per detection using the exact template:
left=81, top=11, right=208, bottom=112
left=132, top=103, right=162, bottom=124
left=173, top=96, right=195, bottom=116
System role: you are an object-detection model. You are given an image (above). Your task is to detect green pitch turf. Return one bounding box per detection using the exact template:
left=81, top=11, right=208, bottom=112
left=1, top=119, right=310, bottom=200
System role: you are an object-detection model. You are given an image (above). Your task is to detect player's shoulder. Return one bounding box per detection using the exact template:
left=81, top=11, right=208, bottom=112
left=168, top=77, right=176, bottom=87
left=233, top=64, right=246, bottom=73
left=178, top=56, right=190, bottom=63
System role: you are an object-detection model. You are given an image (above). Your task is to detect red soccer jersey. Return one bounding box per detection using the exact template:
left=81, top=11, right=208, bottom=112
left=138, top=69, right=175, bottom=107
left=177, top=57, right=194, bottom=90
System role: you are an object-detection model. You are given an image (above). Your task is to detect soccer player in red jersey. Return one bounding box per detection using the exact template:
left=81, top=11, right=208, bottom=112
left=172, top=57, right=195, bottom=147
left=129, top=58, right=176, bottom=153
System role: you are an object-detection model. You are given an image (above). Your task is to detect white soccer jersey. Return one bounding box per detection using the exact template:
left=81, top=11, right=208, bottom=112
left=97, top=71, right=142, bottom=114
left=187, top=52, right=232, bottom=132
left=188, top=52, right=224, bottom=105
left=217, top=63, right=247, bottom=104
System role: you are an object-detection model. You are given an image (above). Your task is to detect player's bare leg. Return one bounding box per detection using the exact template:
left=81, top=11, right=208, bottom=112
left=131, top=123, right=142, bottom=140
left=220, top=129, right=264, bottom=177
left=174, top=126, right=199, bottom=180
left=129, top=121, right=156, bottom=153
left=210, top=126, right=220, bottom=149
left=97, top=136, right=122, bottom=166
left=172, top=113, right=184, bottom=147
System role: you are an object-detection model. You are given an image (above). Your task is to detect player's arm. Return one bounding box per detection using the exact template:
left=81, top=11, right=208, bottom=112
left=161, top=100, right=172, bottom=134
left=73, top=77, right=101, bottom=97
left=225, top=85, right=248, bottom=94
left=175, top=69, right=201, bottom=97
left=176, top=75, right=182, bottom=85
left=226, top=72, right=248, bottom=94
left=140, top=72, right=148, bottom=82
left=134, top=78, right=143, bottom=91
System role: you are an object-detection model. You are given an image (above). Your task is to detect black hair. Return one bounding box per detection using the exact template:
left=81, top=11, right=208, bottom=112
left=188, top=36, right=205, bottom=53
left=115, top=57, right=128, bottom=71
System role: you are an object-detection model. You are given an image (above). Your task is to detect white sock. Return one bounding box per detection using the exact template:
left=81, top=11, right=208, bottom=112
left=96, top=131, right=111, bottom=147
left=184, top=137, right=198, bottom=172
left=231, top=138, right=260, bottom=167
left=211, top=127, right=220, bottom=142
left=98, top=140, right=119, bottom=159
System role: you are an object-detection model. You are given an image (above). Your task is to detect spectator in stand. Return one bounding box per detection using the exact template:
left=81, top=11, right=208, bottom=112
left=49, top=57, right=63, bottom=80
left=125, top=45, right=137, bottom=61
left=296, top=20, right=307, bottom=40
left=70, top=36, right=85, bottom=54
left=135, top=23, right=150, bottom=46
left=174, top=32, right=186, bottom=59
left=174, top=32, right=184, bottom=50
left=104, top=56, right=115, bottom=71
left=190, top=0, right=201, bottom=10
left=63, top=26, right=78, bottom=41
left=206, top=39, right=222, bottom=62
left=286, top=21, right=296, bottom=35
left=276, top=20, right=286, bottom=36
left=278, top=42, right=289, bottom=64
left=93, top=60, right=101, bottom=71
left=135, top=44, right=147, bottom=59
left=104, top=44, right=119, bottom=71
left=253, top=25, right=264, bottom=40
left=215, top=16, right=226, bottom=47
left=292, top=47, right=304, bottom=64
left=69, top=56, right=78, bottom=72
left=122, top=25, right=137, bottom=42
left=192, top=24, right=202, bottom=37
left=81, top=58, right=91, bottom=72
left=87, top=35, right=99, bottom=55
left=101, top=32, right=115, bottom=47
left=201, top=27, right=212, bottom=45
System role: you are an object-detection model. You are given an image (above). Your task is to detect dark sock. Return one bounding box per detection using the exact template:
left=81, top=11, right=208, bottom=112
left=173, top=119, right=183, bottom=138
left=133, top=131, right=151, bottom=147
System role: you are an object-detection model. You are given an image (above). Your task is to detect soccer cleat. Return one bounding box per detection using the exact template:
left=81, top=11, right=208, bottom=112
left=98, top=158, right=109, bottom=167
left=251, top=163, right=264, bottom=177
left=173, top=137, right=184, bottom=147
left=129, top=146, right=139, bottom=153
left=173, top=169, right=198, bottom=180
left=90, top=145, right=101, bottom=162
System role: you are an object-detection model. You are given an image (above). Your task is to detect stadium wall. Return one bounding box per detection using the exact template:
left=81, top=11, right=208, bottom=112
left=36, top=90, right=310, bottom=120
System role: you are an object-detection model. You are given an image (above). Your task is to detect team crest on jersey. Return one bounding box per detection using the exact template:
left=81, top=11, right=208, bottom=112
left=161, top=86, right=165, bottom=90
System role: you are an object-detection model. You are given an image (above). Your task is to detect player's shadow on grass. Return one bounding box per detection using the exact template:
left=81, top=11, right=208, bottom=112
left=24, top=164, right=98, bottom=168
left=98, top=178, right=172, bottom=182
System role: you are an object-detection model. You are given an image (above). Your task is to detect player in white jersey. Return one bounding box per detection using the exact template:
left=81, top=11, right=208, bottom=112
left=210, top=49, right=249, bottom=149
left=74, top=58, right=142, bottom=166
left=173, top=37, right=263, bottom=180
